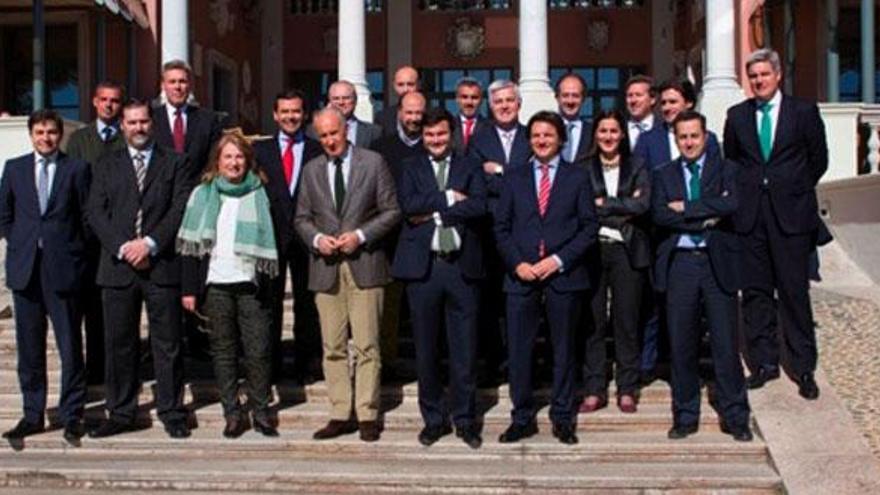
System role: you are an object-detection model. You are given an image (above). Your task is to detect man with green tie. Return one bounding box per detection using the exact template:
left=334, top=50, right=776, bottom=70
left=722, top=49, right=828, bottom=401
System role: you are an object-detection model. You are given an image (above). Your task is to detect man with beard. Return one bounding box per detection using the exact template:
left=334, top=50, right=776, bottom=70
left=87, top=99, right=192, bottom=439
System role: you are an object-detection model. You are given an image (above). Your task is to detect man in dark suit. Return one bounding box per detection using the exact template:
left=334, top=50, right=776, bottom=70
left=494, top=111, right=598, bottom=445
left=294, top=107, right=401, bottom=442
left=87, top=99, right=192, bottom=439
left=375, top=65, right=419, bottom=137
left=555, top=73, right=591, bottom=165
left=65, top=80, right=126, bottom=386
left=451, top=77, right=486, bottom=156
left=624, top=75, right=657, bottom=151
left=391, top=108, right=486, bottom=449
left=323, top=80, right=382, bottom=149
left=0, top=110, right=90, bottom=444
left=652, top=110, right=752, bottom=442
left=723, top=49, right=827, bottom=400
left=254, top=89, right=323, bottom=384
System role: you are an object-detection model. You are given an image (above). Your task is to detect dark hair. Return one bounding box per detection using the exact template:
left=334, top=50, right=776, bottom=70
left=672, top=110, right=707, bottom=134
left=274, top=88, right=307, bottom=111
left=554, top=72, right=588, bottom=97
left=162, top=59, right=192, bottom=79
left=624, top=74, right=656, bottom=96
left=27, top=109, right=64, bottom=135
left=657, top=79, right=697, bottom=105
left=527, top=110, right=567, bottom=147
left=421, top=107, right=455, bottom=131
left=94, top=80, right=126, bottom=98
left=587, top=109, right=631, bottom=160
left=121, top=98, right=153, bottom=119
left=455, top=77, right=482, bottom=93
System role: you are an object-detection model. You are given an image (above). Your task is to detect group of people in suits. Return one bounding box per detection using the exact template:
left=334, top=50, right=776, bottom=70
left=1, top=47, right=827, bottom=449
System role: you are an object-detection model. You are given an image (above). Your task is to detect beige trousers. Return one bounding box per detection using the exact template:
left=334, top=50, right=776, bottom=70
left=314, top=263, right=383, bottom=421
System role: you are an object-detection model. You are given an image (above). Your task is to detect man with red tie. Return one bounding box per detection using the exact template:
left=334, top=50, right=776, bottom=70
left=254, top=89, right=324, bottom=383
left=452, top=77, right=486, bottom=155
left=493, top=111, right=598, bottom=445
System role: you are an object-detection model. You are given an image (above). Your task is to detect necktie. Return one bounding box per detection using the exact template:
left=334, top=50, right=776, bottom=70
left=537, top=162, right=551, bottom=257
left=501, top=131, right=514, bottom=162
left=463, top=118, right=475, bottom=148
left=102, top=126, right=114, bottom=143
left=759, top=102, right=773, bottom=161
left=37, top=157, right=50, bottom=215
left=333, top=157, right=345, bottom=214
left=434, top=158, right=456, bottom=254
left=133, top=153, right=147, bottom=236
left=282, top=137, right=295, bottom=188
left=564, top=121, right=576, bottom=162
left=686, top=161, right=703, bottom=245
left=172, top=107, right=186, bottom=153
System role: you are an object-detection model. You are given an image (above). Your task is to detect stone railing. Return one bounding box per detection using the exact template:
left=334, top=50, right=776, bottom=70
left=290, top=0, right=383, bottom=15
left=819, top=103, right=880, bottom=182
left=0, top=116, right=86, bottom=176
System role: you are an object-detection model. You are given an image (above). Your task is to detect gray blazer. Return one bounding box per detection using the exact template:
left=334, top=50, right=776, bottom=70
left=295, top=146, right=401, bottom=292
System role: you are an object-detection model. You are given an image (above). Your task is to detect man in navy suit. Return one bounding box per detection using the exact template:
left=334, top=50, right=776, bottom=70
left=652, top=110, right=752, bottom=442
left=254, top=89, right=324, bottom=383
left=624, top=75, right=657, bottom=151
left=555, top=73, right=592, bottom=165
left=451, top=77, right=486, bottom=156
left=494, top=111, right=598, bottom=445
left=723, top=49, right=828, bottom=400
left=392, top=108, right=486, bottom=449
left=0, top=110, right=90, bottom=444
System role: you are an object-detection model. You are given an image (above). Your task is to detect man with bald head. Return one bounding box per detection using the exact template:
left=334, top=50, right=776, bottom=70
left=377, top=66, right=420, bottom=137
left=295, top=108, right=401, bottom=442
left=320, top=80, right=382, bottom=149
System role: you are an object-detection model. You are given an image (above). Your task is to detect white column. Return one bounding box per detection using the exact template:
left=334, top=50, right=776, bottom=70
left=161, top=0, right=189, bottom=63
left=696, top=0, right=744, bottom=136
left=517, top=0, right=556, bottom=122
left=338, top=0, right=374, bottom=122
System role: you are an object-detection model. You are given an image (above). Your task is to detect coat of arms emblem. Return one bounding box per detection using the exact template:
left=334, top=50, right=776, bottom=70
left=447, top=18, right=485, bottom=61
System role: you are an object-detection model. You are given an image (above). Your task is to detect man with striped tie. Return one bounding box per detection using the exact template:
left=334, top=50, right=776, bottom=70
left=87, top=99, right=193, bottom=439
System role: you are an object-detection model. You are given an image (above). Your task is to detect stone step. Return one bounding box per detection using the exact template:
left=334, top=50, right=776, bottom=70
left=0, top=452, right=782, bottom=493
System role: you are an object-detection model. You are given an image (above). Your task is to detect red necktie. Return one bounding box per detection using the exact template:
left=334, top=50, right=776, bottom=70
left=172, top=108, right=185, bottom=153
left=538, top=162, right=551, bottom=257
left=463, top=118, right=475, bottom=148
left=282, top=137, right=295, bottom=187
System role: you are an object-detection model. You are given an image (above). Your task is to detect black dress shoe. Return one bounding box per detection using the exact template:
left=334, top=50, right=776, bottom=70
left=88, top=419, right=133, bottom=438
left=313, top=420, right=358, bottom=440
left=746, top=366, right=780, bottom=390
left=418, top=424, right=452, bottom=446
left=253, top=417, right=279, bottom=437
left=797, top=373, right=820, bottom=400
left=455, top=425, right=482, bottom=449
left=358, top=421, right=381, bottom=442
left=164, top=420, right=191, bottom=439
left=63, top=420, right=85, bottom=446
left=551, top=422, right=578, bottom=445
left=720, top=422, right=754, bottom=442
left=667, top=423, right=699, bottom=440
left=2, top=419, right=44, bottom=439
left=498, top=421, right=538, bottom=443
left=223, top=417, right=245, bottom=439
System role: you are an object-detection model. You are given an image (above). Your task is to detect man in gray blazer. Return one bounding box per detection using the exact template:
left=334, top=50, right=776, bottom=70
left=295, top=107, right=401, bottom=442
left=322, top=80, right=382, bottom=149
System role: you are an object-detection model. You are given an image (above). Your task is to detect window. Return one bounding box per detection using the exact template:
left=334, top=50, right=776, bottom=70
left=287, top=70, right=385, bottom=115
left=550, top=66, right=643, bottom=123
left=290, top=0, right=383, bottom=15
left=419, top=0, right=511, bottom=11
left=548, top=0, right=643, bottom=9
left=420, top=67, right=514, bottom=116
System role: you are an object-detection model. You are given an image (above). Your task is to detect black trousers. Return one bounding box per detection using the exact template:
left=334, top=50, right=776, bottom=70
left=13, top=250, right=85, bottom=424
left=272, top=245, right=321, bottom=379
left=79, top=243, right=105, bottom=384
left=406, top=256, right=479, bottom=429
left=506, top=286, right=581, bottom=426
left=666, top=250, right=749, bottom=429
left=102, top=275, right=186, bottom=424
left=742, top=193, right=817, bottom=376
left=584, top=242, right=644, bottom=396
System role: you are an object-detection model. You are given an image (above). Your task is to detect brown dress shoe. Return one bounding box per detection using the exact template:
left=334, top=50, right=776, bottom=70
left=358, top=421, right=381, bottom=442
left=313, top=420, right=358, bottom=440
left=223, top=417, right=245, bottom=439
left=578, top=395, right=607, bottom=413
left=617, top=394, right=638, bottom=414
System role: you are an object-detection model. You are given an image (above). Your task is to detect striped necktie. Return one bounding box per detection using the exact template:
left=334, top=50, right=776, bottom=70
left=133, top=153, right=147, bottom=236
left=538, top=162, right=551, bottom=257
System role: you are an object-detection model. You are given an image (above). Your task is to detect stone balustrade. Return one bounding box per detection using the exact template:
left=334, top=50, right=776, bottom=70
left=819, top=103, right=880, bottom=182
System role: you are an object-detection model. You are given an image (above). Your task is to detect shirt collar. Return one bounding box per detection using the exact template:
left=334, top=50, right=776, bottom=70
left=460, top=114, right=476, bottom=123
left=128, top=143, right=154, bottom=160
left=630, top=114, right=654, bottom=130
left=533, top=155, right=561, bottom=169
left=96, top=119, right=117, bottom=135
left=758, top=90, right=783, bottom=110
left=328, top=144, right=352, bottom=165
left=397, top=122, right=422, bottom=147
left=34, top=151, right=59, bottom=164
left=279, top=130, right=304, bottom=147
left=681, top=152, right=706, bottom=170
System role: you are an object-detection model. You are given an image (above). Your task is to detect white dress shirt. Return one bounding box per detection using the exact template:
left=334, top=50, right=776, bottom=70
left=667, top=126, right=681, bottom=161
left=346, top=118, right=358, bottom=145
left=627, top=114, right=655, bottom=150
left=429, top=157, right=462, bottom=252
left=121, top=145, right=157, bottom=256
left=312, top=145, right=365, bottom=248
left=33, top=152, right=58, bottom=202
left=754, top=90, right=782, bottom=150
left=165, top=103, right=187, bottom=131
left=563, top=118, right=582, bottom=163
left=278, top=131, right=305, bottom=196
left=598, top=165, right=625, bottom=242
left=207, top=196, right=257, bottom=284
left=495, top=126, right=518, bottom=164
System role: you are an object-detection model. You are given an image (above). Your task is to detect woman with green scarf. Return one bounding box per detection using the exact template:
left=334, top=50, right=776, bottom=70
left=178, top=130, right=279, bottom=439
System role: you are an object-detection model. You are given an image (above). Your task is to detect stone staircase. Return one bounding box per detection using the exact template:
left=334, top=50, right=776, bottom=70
left=0, top=315, right=784, bottom=493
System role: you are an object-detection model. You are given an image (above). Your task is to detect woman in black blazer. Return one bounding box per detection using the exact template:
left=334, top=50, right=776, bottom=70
left=579, top=110, right=652, bottom=414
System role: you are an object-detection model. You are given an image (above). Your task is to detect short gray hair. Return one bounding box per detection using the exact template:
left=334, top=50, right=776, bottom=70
left=487, top=79, right=521, bottom=102
left=328, top=80, right=358, bottom=104
left=313, top=106, right=347, bottom=128
left=745, top=48, right=782, bottom=73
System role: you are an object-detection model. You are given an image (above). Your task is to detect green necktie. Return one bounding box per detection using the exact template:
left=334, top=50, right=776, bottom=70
left=687, top=161, right=704, bottom=245
left=333, top=157, right=345, bottom=214
left=759, top=102, right=773, bottom=161
left=434, top=158, right=456, bottom=254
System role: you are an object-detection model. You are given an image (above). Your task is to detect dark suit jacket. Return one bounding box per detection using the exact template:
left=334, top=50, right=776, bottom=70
left=0, top=153, right=91, bottom=292
left=392, top=152, right=487, bottom=281
left=651, top=154, right=742, bottom=295
left=373, top=133, right=423, bottom=186
left=452, top=114, right=487, bottom=156
left=253, top=132, right=323, bottom=255
left=467, top=123, right=532, bottom=200
left=633, top=122, right=721, bottom=170
left=723, top=95, right=827, bottom=235
left=494, top=159, right=598, bottom=294
left=585, top=154, right=652, bottom=270
left=375, top=108, right=398, bottom=138
left=65, top=121, right=126, bottom=166
left=87, top=145, right=191, bottom=287
left=153, top=103, right=223, bottom=184
left=565, top=118, right=593, bottom=166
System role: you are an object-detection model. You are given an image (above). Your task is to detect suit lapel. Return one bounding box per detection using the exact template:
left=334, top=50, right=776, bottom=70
left=45, top=154, right=70, bottom=213
left=670, top=160, right=687, bottom=201
left=769, top=96, right=791, bottom=161
left=700, top=154, right=719, bottom=190
left=744, top=99, right=764, bottom=162
left=342, top=148, right=367, bottom=216
left=20, top=154, right=41, bottom=215
left=314, top=154, right=334, bottom=214
left=617, top=157, right=633, bottom=195
left=154, top=105, right=173, bottom=148
left=590, top=158, right=607, bottom=197
left=184, top=105, right=199, bottom=151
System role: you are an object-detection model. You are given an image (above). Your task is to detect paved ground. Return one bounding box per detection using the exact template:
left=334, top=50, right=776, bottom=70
left=813, top=287, right=880, bottom=459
